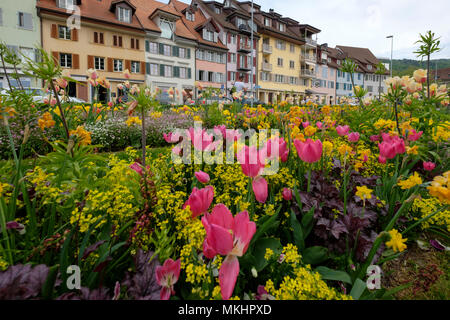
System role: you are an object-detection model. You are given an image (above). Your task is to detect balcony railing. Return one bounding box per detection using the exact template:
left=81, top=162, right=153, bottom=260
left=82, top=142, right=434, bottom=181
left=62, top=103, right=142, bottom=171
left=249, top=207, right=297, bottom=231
left=238, top=42, right=252, bottom=53
left=303, top=37, right=317, bottom=46
left=300, top=69, right=316, bottom=77
left=301, top=54, right=316, bottom=62
left=261, top=62, right=272, bottom=72
left=262, top=44, right=272, bottom=54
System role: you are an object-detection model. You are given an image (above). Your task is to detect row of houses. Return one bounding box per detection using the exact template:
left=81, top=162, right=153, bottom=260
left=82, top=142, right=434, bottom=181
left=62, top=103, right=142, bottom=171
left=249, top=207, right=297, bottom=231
left=0, top=0, right=389, bottom=104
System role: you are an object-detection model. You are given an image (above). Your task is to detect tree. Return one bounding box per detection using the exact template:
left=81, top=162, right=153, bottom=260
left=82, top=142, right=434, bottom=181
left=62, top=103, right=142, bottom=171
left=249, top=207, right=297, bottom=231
left=375, top=62, right=387, bottom=100
left=414, top=31, right=441, bottom=99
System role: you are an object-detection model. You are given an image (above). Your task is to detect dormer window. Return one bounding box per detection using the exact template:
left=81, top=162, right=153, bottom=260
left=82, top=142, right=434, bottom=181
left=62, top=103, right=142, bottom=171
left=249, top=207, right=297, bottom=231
left=279, top=23, right=285, bottom=32
left=203, top=29, right=215, bottom=42
left=57, top=0, right=75, bottom=9
left=237, top=17, right=247, bottom=28
left=264, top=18, right=270, bottom=27
left=186, top=11, right=194, bottom=21
left=214, top=7, right=221, bottom=14
left=367, top=64, right=372, bottom=70
left=117, top=7, right=131, bottom=23
left=160, top=18, right=174, bottom=39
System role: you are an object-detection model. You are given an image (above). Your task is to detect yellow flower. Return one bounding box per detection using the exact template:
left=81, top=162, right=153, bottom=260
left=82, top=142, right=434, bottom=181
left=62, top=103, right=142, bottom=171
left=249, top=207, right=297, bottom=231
left=356, top=186, right=373, bottom=200
left=397, top=172, right=422, bottom=190
left=69, top=126, right=92, bottom=146
left=406, top=145, right=419, bottom=155
left=150, top=111, right=162, bottom=119
left=38, top=112, right=56, bottom=130
left=385, top=229, right=407, bottom=252
left=427, top=171, right=450, bottom=204
left=264, top=248, right=274, bottom=261
left=323, top=141, right=333, bottom=155
left=304, top=126, right=317, bottom=137
left=126, top=116, right=142, bottom=127
left=338, top=144, right=353, bottom=157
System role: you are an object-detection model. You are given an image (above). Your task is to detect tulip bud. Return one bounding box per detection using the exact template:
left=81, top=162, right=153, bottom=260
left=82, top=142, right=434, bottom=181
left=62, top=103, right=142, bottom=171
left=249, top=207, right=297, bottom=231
left=22, top=124, right=30, bottom=145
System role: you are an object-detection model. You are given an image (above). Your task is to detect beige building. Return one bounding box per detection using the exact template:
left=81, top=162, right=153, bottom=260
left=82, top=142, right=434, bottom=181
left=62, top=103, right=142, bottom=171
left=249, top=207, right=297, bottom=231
left=37, top=0, right=146, bottom=102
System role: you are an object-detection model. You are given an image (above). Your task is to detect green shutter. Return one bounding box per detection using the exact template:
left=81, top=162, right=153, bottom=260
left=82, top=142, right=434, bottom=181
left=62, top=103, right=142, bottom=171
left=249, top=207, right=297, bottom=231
left=188, top=68, right=191, bottom=79
left=159, top=43, right=164, bottom=55
left=187, top=48, right=191, bottom=59
left=145, top=40, right=150, bottom=52
left=173, top=46, right=179, bottom=57
left=146, top=63, right=150, bottom=74
left=174, top=66, right=180, bottom=78
left=160, top=64, right=165, bottom=76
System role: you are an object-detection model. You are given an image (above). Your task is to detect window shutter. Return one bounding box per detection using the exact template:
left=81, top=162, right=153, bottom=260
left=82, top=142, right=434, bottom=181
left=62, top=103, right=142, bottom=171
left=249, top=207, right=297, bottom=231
left=51, top=24, right=57, bottom=38
left=88, top=55, right=94, bottom=69
left=140, top=61, right=145, bottom=74
left=202, top=29, right=207, bottom=39
left=146, top=62, right=150, bottom=74
left=187, top=48, right=191, bottom=59
left=136, top=39, right=140, bottom=50
left=214, top=32, right=218, bottom=43
left=125, top=60, right=131, bottom=71
left=25, top=13, right=33, bottom=30
left=253, top=74, right=256, bottom=84
left=72, top=28, right=78, bottom=41
left=94, top=32, right=98, bottom=43
left=174, top=66, right=180, bottom=78
left=100, top=33, right=104, bottom=44
left=173, top=46, right=179, bottom=57
left=188, top=68, right=191, bottom=79
left=107, top=58, right=113, bottom=72
left=0, top=8, right=3, bottom=26
left=51, top=51, right=59, bottom=64
left=73, top=54, right=79, bottom=69
left=228, top=71, right=231, bottom=81
left=228, top=53, right=231, bottom=63
left=119, top=36, right=123, bottom=47
left=145, top=40, right=150, bottom=52
left=113, top=35, right=117, bottom=46
left=228, top=33, right=231, bottom=43
left=253, top=56, right=256, bottom=66
left=160, top=64, right=165, bottom=77
left=131, top=38, right=135, bottom=49
left=159, top=43, right=164, bottom=54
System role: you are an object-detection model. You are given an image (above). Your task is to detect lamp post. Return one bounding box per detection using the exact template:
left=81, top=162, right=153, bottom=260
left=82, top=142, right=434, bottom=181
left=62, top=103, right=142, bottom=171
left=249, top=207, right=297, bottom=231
left=386, top=35, right=393, bottom=77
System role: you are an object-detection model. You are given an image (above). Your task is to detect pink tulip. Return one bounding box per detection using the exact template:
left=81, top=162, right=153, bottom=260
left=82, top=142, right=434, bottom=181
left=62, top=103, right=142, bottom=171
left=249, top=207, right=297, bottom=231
left=294, top=139, right=323, bottom=163
left=348, top=132, right=360, bottom=142
left=252, top=176, right=268, bottom=204
left=156, top=259, right=181, bottom=300
left=392, top=138, right=405, bottom=155
left=282, top=188, right=293, bottom=201
left=187, top=128, right=214, bottom=151
left=302, top=121, right=310, bottom=128
left=378, top=142, right=397, bottom=160
left=408, top=130, right=423, bottom=142
left=423, top=161, right=436, bottom=171
left=195, top=171, right=210, bottom=184
left=316, top=122, right=323, bottom=129
left=265, top=137, right=289, bottom=162
left=108, top=101, right=113, bottom=108
left=56, top=78, right=68, bottom=89
left=213, top=125, right=227, bottom=138
left=183, top=186, right=214, bottom=218
left=130, top=162, right=150, bottom=176
left=237, top=145, right=266, bottom=178
left=378, top=155, right=387, bottom=164
left=163, top=132, right=181, bottom=144
left=336, top=125, right=350, bottom=136
left=201, top=204, right=256, bottom=300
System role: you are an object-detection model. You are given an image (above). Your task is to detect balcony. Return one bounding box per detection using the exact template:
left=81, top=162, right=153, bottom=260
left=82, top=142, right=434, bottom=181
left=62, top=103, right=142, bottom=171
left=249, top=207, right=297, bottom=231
left=238, top=24, right=252, bottom=36
left=300, top=53, right=316, bottom=63
left=262, top=44, right=272, bottom=54
left=261, top=62, right=272, bottom=72
left=300, top=69, right=316, bottom=78
left=238, top=42, right=252, bottom=53
left=237, top=63, right=251, bottom=72
left=303, top=37, right=317, bottom=47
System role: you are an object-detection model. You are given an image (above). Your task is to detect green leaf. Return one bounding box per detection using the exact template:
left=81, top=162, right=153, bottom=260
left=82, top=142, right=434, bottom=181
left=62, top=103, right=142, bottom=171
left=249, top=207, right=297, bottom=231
left=253, top=237, right=282, bottom=272
left=290, top=210, right=304, bottom=252
left=41, top=264, right=59, bottom=300
left=302, top=246, right=328, bottom=265
left=250, top=211, right=279, bottom=247
left=315, top=266, right=352, bottom=284
left=350, top=278, right=367, bottom=300
left=301, top=207, right=315, bottom=238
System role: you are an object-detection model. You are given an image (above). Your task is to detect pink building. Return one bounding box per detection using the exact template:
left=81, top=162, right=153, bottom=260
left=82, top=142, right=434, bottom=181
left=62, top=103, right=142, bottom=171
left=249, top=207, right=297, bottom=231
left=311, top=44, right=337, bottom=105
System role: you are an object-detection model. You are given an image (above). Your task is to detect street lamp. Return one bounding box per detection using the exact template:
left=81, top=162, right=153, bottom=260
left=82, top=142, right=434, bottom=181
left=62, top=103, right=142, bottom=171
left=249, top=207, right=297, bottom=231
left=386, top=35, right=393, bottom=77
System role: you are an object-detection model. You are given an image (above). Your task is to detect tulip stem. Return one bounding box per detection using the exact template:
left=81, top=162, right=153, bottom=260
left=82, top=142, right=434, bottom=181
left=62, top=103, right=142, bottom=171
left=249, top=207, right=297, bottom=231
left=307, top=166, right=312, bottom=193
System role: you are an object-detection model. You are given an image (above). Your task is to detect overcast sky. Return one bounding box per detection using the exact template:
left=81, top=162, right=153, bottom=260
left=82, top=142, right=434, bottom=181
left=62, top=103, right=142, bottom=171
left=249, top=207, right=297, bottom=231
left=250, top=0, right=450, bottom=60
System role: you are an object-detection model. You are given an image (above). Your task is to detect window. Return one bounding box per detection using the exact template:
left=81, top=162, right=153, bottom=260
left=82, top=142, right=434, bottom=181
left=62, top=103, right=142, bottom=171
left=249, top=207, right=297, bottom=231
left=336, top=83, right=340, bottom=90
left=149, top=42, right=158, bottom=54
left=94, top=57, right=105, bottom=70
left=186, top=11, right=194, bottom=21
left=113, top=35, right=123, bottom=47
left=164, top=65, right=172, bottom=77
left=203, top=29, right=214, bottom=42
left=131, top=38, right=140, bottom=50
left=230, top=71, right=236, bottom=81
left=328, top=81, right=334, bottom=89
left=60, top=53, right=72, bottom=68
left=277, top=58, right=283, bottom=67
left=231, top=34, right=236, bottom=44
left=215, top=7, right=221, bottom=14
left=179, top=67, right=187, bottom=79
left=289, top=61, right=295, bottom=69
left=20, top=47, right=35, bottom=63
left=117, top=7, right=131, bottom=23
left=290, top=44, right=295, bottom=53
left=114, top=59, right=123, bottom=72
left=276, top=40, right=285, bottom=50
left=94, top=32, right=104, bottom=44
left=160, top=18, right=174, bottom=39
left=367, top=64, right=372, bottom=70
left=198, top=70, right=205, bottom=81
left=289, top=77, right=296, bottom=84
left=179, top=47, right=186, bottom=58
left=322, top=66, right=328, bottom=78
left=279, top=23, right=285, bottom=32
left=57, top=0, right=75, bottom=9
left=58, top=25, right=71, bottom=40
left=264, top=18, right=271, bottom=27
left=18, top=12, right=33, bottom=30
left=131, top=61, right=140, bottom=73
left=149, top=63, right=158, bottom=76
left=230, top=53, right=236, bottom=63
left=163, top=44, right=171, bottom=56
left=237, top=18, right=246, bottom=27
left=367, top=86, right=373, bottom=92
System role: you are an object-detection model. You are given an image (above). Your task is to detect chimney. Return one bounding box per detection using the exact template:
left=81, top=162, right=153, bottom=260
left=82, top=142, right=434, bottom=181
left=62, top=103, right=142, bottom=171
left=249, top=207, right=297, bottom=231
left=269, top=9, right=274, bottom=14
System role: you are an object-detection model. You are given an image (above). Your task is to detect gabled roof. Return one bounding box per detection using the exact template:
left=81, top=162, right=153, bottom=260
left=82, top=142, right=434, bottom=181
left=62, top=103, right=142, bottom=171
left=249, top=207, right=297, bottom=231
left=110, top=0, right=137, bottom=14
left=336, top=45, right=380, bottom=73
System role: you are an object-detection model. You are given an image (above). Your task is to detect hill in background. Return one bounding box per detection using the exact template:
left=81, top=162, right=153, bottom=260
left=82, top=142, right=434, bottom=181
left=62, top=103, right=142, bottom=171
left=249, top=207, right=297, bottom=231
left=379, top=58, right=450, bottom=77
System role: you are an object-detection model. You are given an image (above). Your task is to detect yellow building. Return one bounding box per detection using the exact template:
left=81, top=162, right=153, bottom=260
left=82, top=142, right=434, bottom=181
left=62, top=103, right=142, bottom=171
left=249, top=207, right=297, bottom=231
left=37, top=0, right=146, bottom=102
